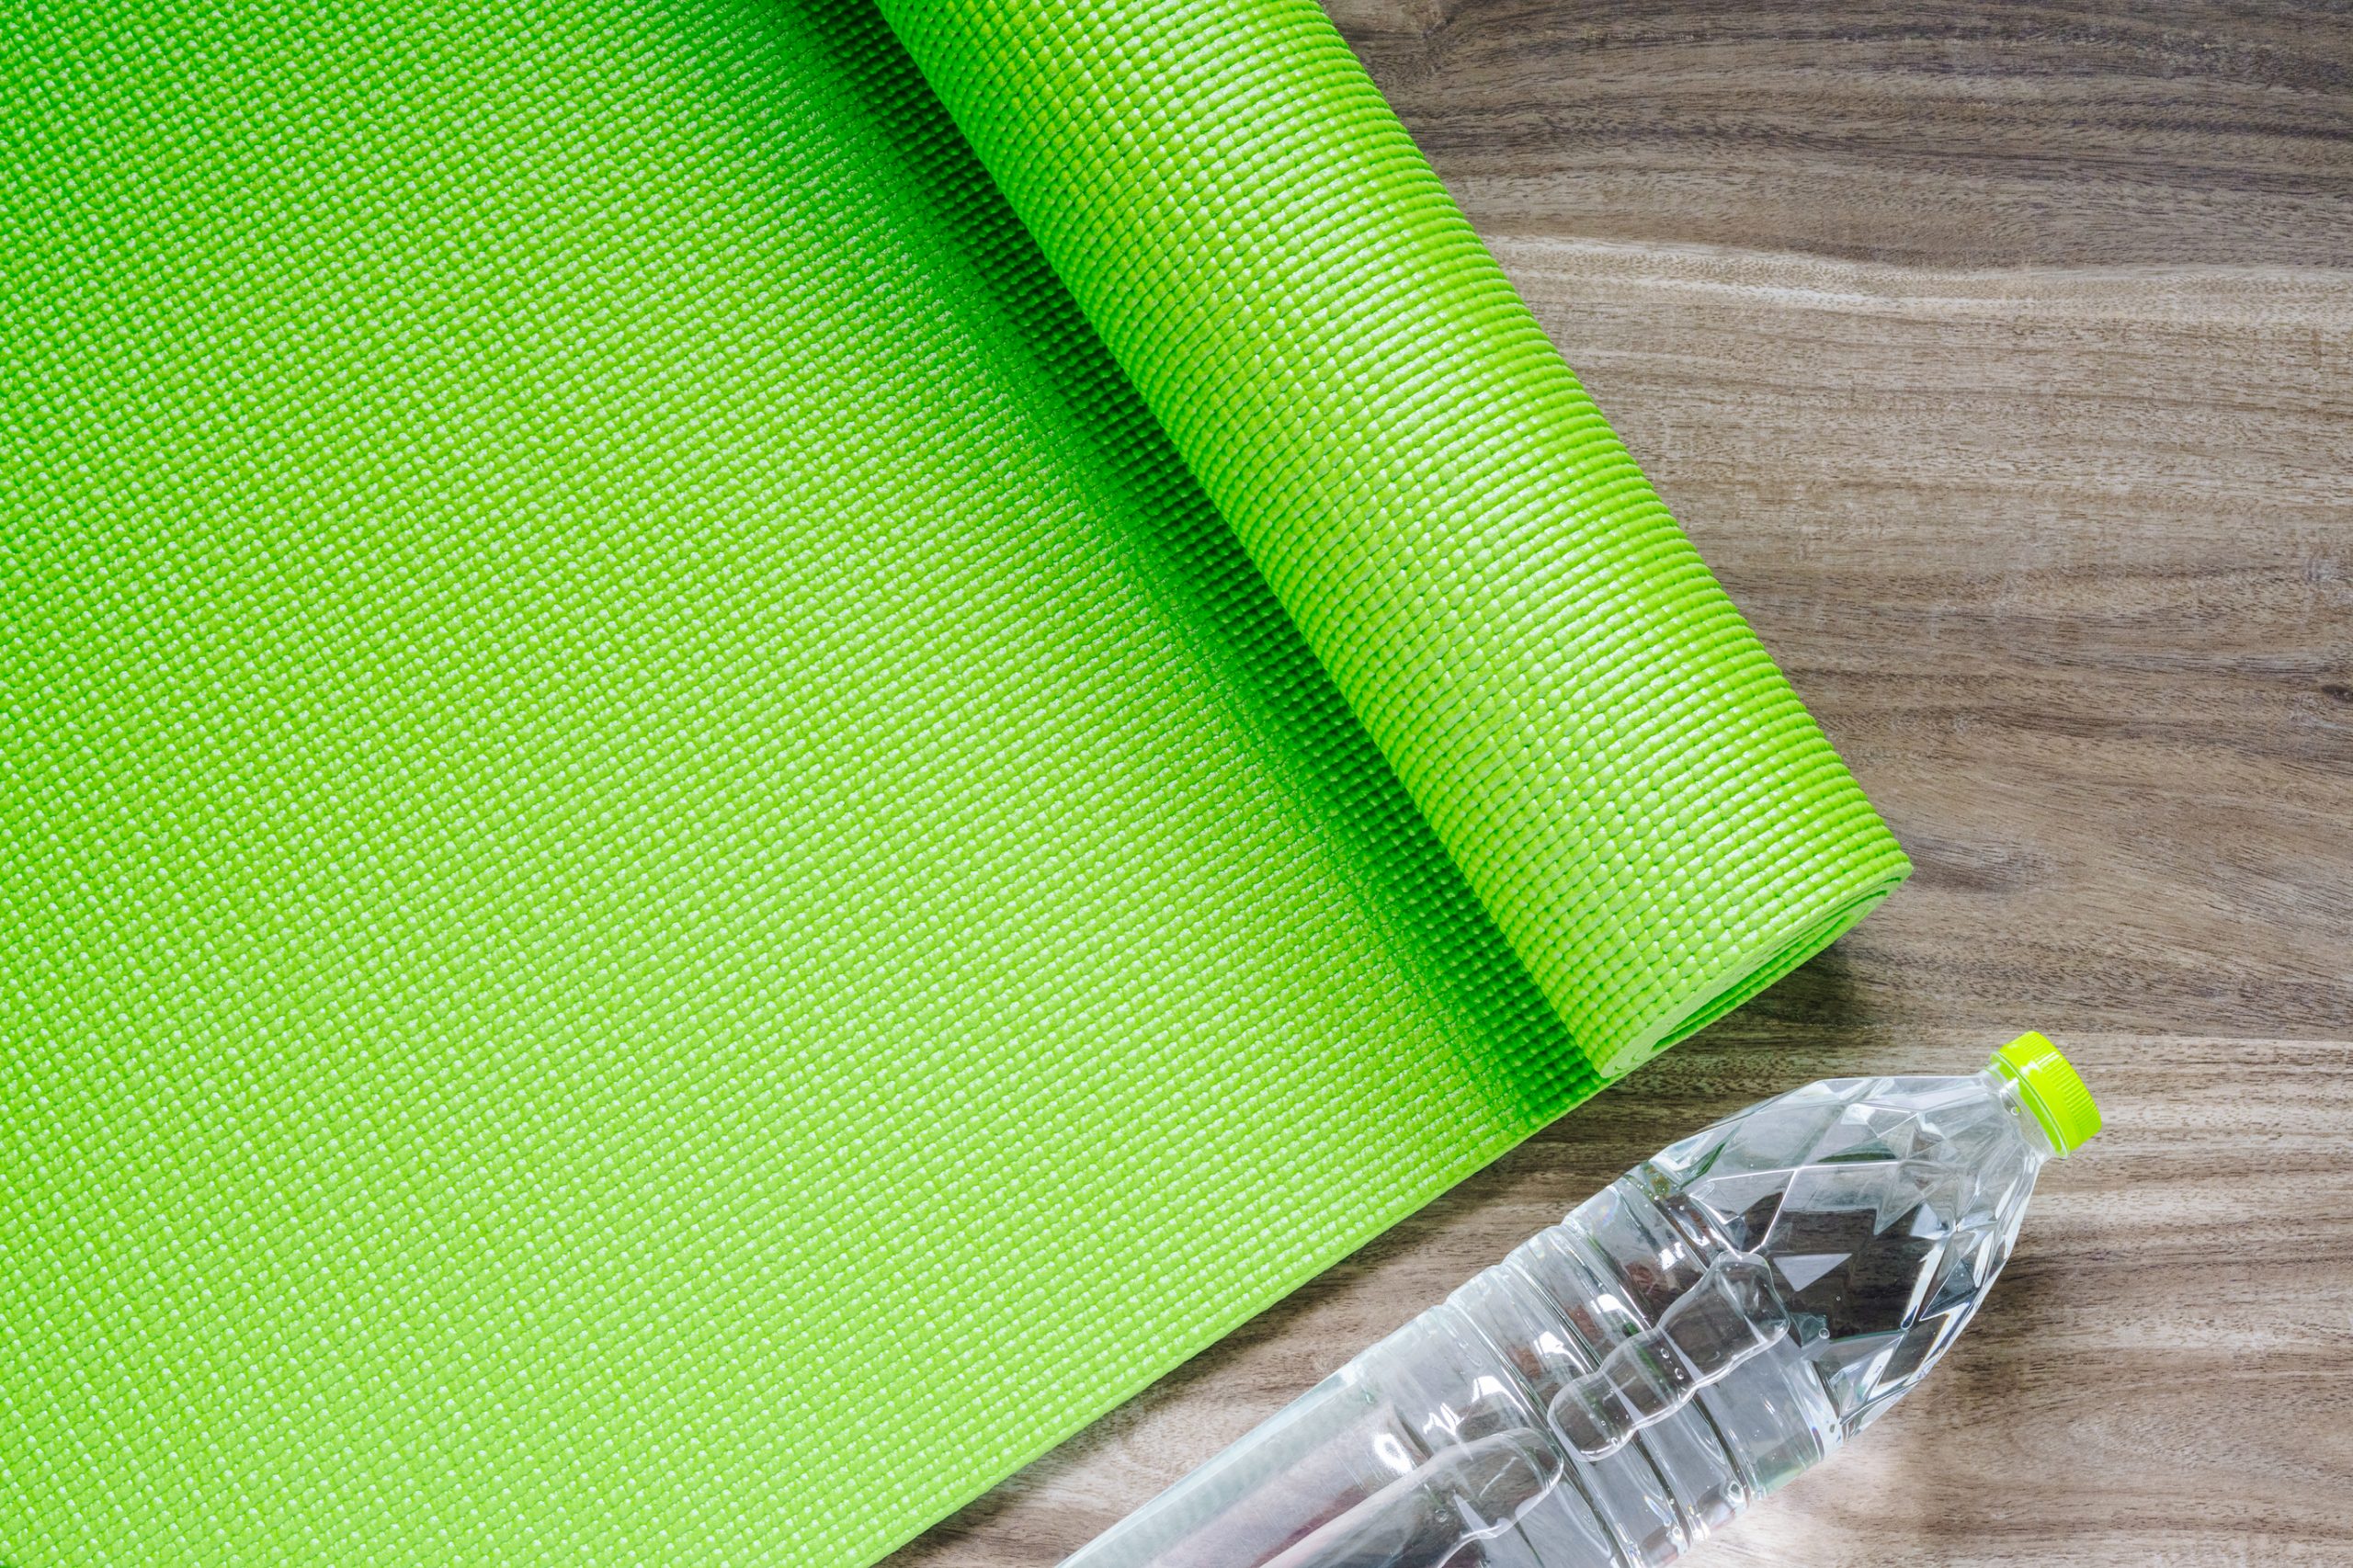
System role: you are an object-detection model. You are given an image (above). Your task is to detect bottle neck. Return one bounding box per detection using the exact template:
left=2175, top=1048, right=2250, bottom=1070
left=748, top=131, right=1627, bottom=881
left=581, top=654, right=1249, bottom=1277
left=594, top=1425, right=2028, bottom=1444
left=1981, top=1067, right=2061, bottom=1165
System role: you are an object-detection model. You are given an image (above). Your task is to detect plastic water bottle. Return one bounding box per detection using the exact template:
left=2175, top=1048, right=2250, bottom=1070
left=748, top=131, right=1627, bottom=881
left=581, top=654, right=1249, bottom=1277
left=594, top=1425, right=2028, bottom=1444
left=1063, top=1033, right=2102, bottom=1568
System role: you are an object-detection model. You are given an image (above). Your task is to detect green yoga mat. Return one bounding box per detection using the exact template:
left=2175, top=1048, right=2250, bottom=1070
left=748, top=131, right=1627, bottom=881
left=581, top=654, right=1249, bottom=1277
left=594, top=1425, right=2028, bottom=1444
left=0, top=2, right=1908, bottom=1562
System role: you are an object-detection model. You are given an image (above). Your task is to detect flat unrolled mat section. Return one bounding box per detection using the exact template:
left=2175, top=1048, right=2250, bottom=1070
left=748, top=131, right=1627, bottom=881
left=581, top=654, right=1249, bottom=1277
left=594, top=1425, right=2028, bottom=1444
left=0, top=1, right=1904, bottom=1565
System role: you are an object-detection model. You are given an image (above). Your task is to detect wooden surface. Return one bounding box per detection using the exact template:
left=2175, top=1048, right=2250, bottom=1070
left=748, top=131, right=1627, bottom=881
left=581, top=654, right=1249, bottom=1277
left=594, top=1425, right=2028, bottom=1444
left=893, top=4, right=2353, bottom=1563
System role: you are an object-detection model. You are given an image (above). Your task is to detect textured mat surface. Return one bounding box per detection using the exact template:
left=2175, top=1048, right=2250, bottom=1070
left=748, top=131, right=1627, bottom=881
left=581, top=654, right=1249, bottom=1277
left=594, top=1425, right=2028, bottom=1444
left=0, top=1, right=1905, bottom=1563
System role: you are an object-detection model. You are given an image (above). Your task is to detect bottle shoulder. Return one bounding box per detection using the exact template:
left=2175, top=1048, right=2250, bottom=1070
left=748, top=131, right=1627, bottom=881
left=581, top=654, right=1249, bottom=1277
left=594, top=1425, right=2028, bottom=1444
left=1624, top=1072, right=2047, bottom=1437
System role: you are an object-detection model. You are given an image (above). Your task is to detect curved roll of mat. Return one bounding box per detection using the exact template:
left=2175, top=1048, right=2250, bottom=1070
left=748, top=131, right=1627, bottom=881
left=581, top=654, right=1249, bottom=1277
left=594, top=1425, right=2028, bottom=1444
left=0, top=1, right=1904, bottom=1564
left=885, top=0, right=1908, bottom=1074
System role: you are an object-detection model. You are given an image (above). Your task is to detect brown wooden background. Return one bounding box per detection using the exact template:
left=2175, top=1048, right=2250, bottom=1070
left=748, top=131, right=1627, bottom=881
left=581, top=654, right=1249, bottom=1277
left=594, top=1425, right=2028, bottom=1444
left=892, top=4, right=2353, bottom=1562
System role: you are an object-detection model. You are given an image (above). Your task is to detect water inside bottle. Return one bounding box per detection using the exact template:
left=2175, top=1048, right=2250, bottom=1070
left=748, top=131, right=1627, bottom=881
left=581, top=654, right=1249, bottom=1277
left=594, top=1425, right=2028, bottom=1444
left=1063, top=1042, right=2097, bottom=1568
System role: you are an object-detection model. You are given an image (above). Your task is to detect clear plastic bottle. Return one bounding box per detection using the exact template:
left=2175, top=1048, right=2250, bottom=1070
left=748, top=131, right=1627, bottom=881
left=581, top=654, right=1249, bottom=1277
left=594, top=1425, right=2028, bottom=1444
left=1063, top=1033, right=2103, bottom=1568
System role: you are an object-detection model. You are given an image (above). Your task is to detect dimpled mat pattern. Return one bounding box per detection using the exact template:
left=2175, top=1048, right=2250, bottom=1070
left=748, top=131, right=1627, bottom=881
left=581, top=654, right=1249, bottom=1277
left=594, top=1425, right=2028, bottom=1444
left=0, top=2, right=1906, bottom=1565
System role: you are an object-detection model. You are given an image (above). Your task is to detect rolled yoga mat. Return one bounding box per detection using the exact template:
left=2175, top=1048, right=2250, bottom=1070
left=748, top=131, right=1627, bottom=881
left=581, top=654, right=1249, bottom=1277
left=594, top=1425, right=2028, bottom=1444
left=0, top=1, right=1908, bottom=1564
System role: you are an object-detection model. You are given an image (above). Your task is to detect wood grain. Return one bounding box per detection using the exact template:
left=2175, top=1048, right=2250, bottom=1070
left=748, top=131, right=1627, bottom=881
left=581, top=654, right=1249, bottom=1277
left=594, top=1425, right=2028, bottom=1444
left=892, top=3, right=2353, bottom=1562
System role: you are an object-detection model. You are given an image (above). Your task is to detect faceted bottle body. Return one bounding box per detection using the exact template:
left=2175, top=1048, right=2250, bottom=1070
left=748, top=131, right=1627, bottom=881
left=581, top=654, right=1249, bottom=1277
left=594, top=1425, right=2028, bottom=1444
left=1063, top=1040, right=2097, bottom=1568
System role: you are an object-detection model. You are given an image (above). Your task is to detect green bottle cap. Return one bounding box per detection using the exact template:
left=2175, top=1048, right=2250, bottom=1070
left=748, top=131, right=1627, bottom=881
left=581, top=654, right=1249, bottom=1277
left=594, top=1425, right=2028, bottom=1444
left=1991, top=1031, right=2102, bottom=1156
